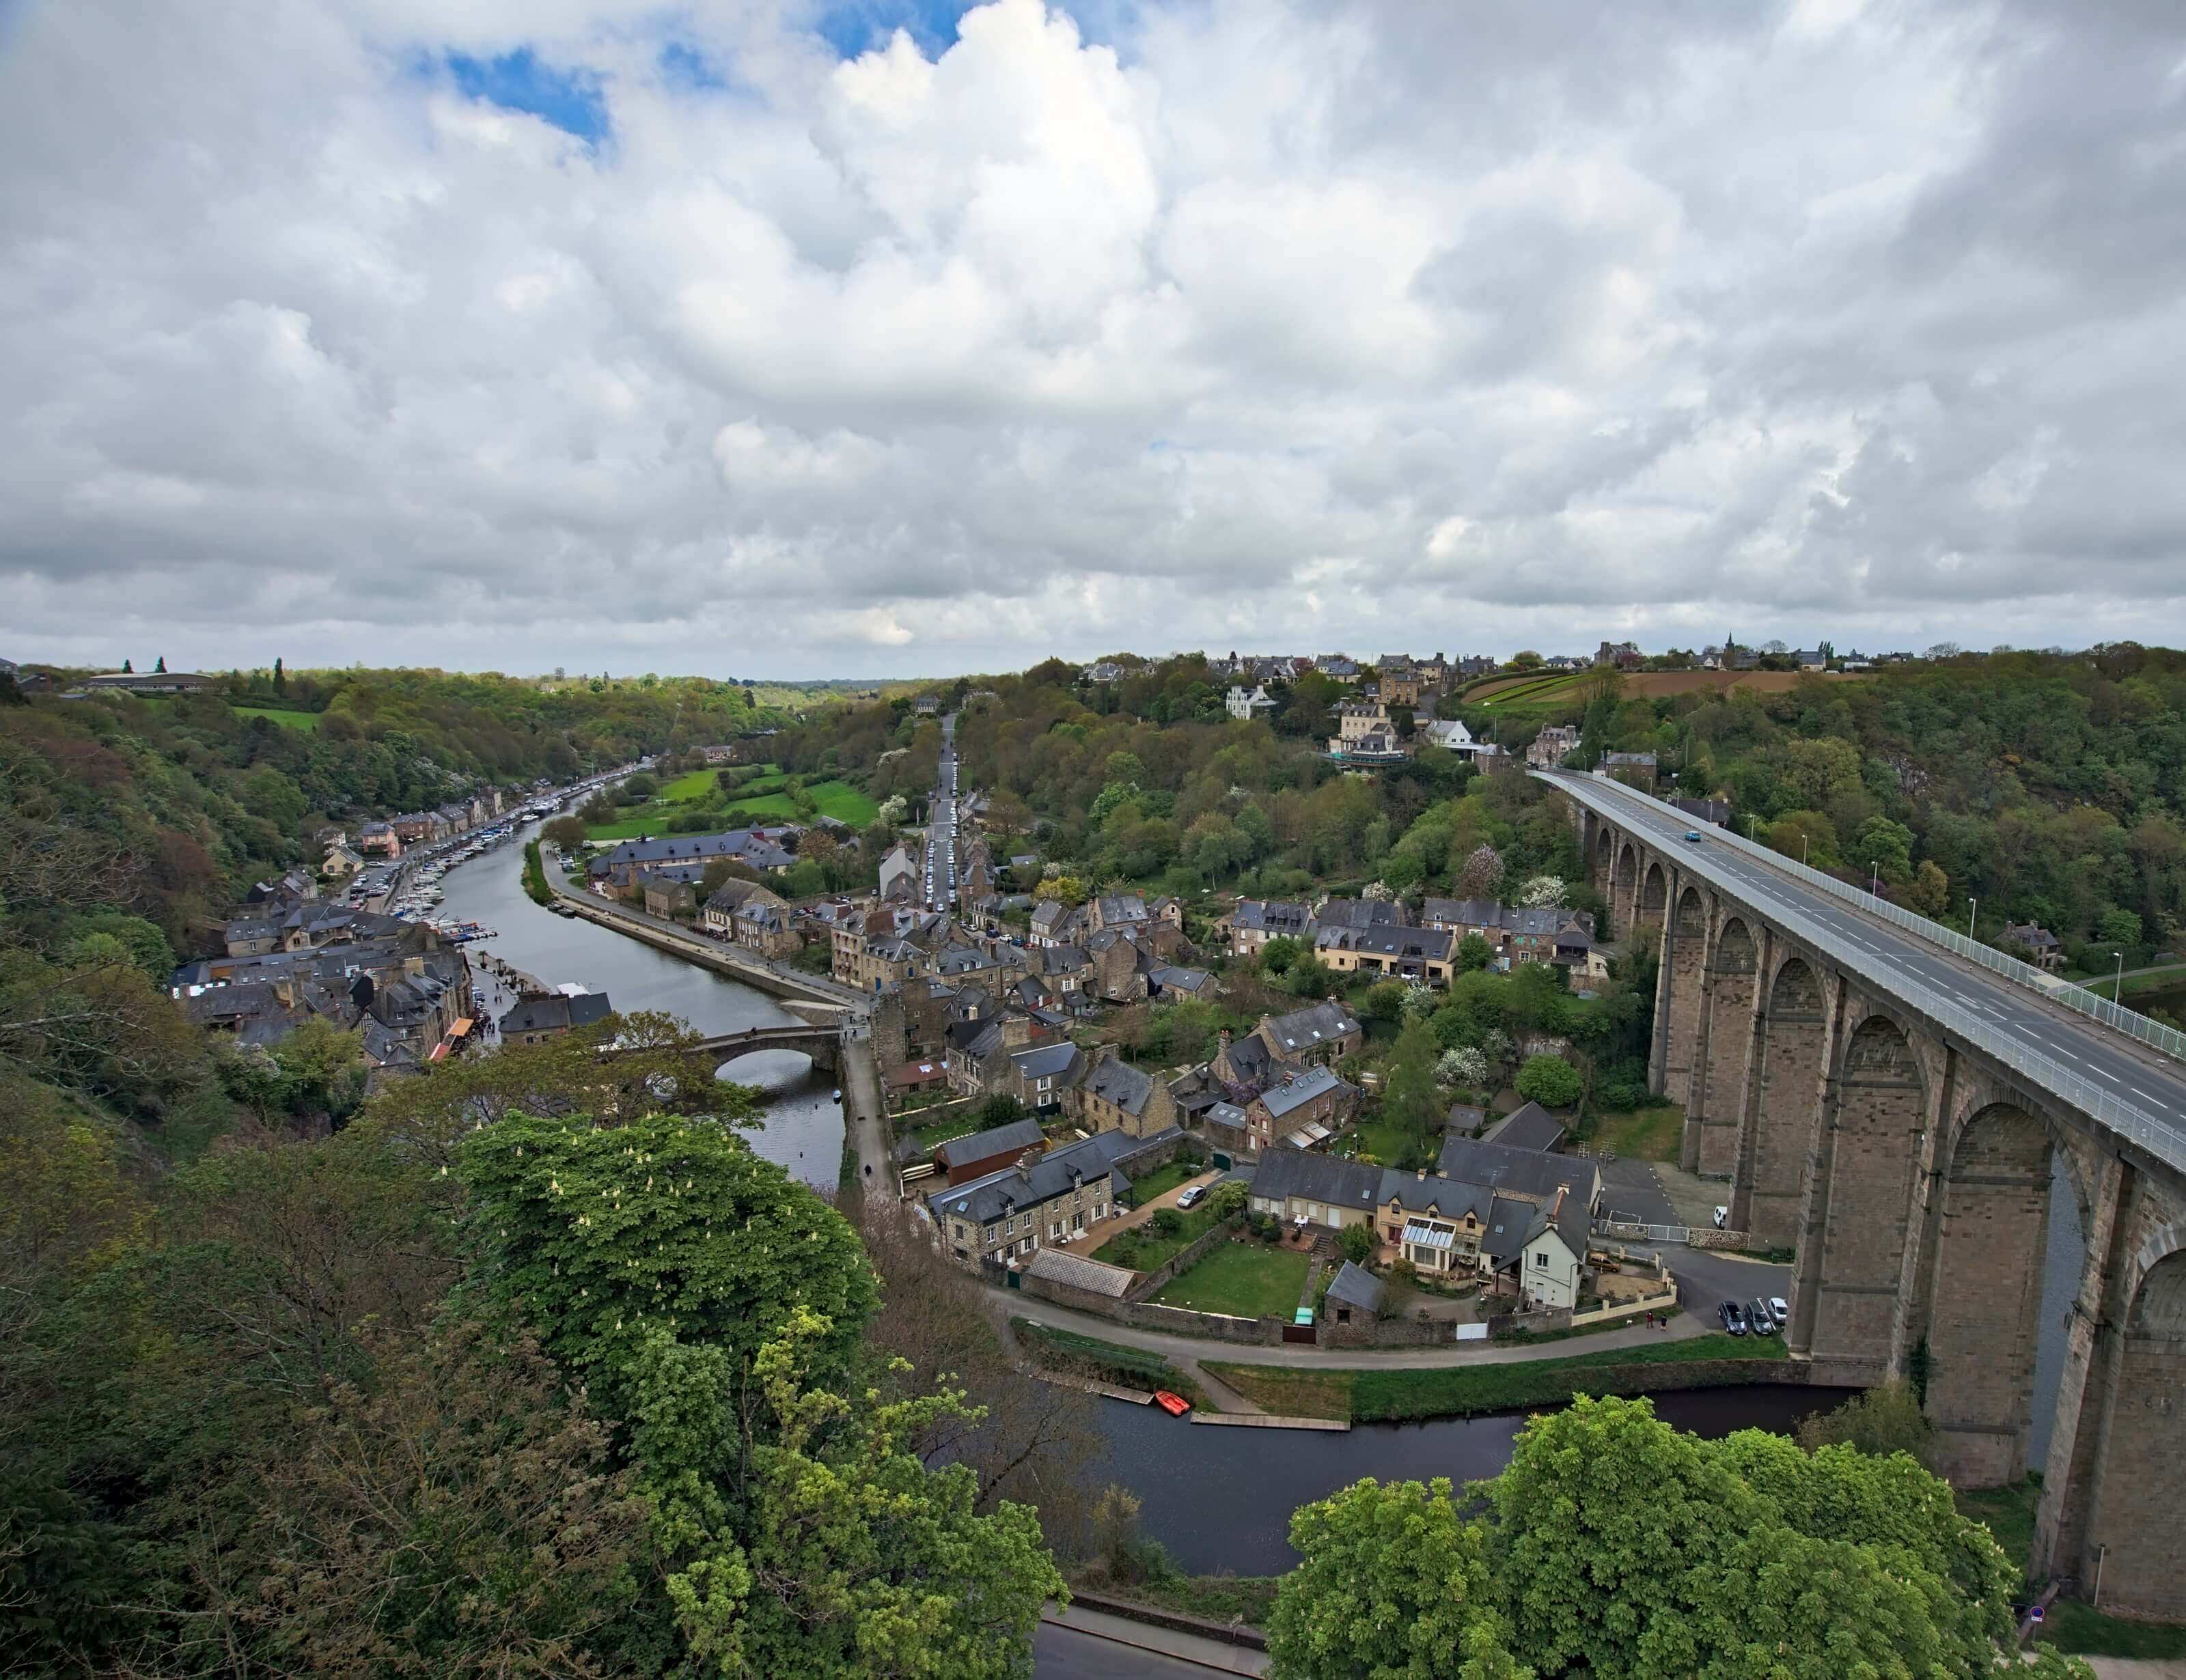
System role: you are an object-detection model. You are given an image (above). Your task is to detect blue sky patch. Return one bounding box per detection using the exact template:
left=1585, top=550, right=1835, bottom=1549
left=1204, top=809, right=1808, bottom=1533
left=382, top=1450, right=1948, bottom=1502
left=812, top=0, right=970, bottom=58
left=443, top=48, right=609, bottom=143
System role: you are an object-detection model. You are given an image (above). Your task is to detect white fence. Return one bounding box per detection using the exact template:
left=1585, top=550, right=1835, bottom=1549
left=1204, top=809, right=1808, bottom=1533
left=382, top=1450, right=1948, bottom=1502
left=1549, top=771, right=2186, bottom=1177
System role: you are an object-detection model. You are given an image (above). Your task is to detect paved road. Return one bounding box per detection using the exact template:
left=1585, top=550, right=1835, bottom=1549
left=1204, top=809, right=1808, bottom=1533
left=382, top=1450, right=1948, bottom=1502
left=925, top=712, right=959, bottom=912
left=1547, top=771, right=2186, bottom=1148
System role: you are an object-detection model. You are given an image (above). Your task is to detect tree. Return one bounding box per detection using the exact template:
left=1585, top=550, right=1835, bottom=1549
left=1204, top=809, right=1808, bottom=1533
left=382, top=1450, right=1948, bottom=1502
left=579, top=792, right=617, bottom=824
left=542, top=814, right=589, bottom=850
left=1383, top=1018, right=1443, bottom=1153
left=1268, top=1476, right=1532, bottom=1680
left=1288, top=955, right=1336, bottom=998
left=1513, top=875, right=1567, bottom=908
left=1339, top=1222, right=1374, bottom=1265
left=1437, top=1046, right=1487, bottom=1089
left=245, top=1320, right=654, bottom=1677
left=1458, top=844, right=1504, bottom=900
left=1259, top=935, right=1303, bottom=977
left=1794, top=1379, right=1933, bottom=1461
left=456, top=1106, right=877, bottom=1413
left=631, top=1309, right=1064, bottom=1679
left=120, top=658, right=132, bottom=673
left=2098, top=907, right=2144, bottom=947
left=1456, top=933, right=1494, bottom=972
left=1513, top=1054, right=1581, bottom=1110
left=154, top=655, right=165, bottom=673
left=1361, top=979, right=1409, bottom=1024
left=969, top=1093, right=1027, bottom=1130
left=273, top=656, right=286, bottom=697
left=1908, top=858, right=1951, bottom=918
left=1208, top=1179, right=1248, bottom=1220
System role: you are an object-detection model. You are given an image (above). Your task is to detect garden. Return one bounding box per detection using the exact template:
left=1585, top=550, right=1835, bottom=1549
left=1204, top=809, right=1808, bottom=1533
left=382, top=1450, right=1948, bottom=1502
left=1150, top=1242, right=1311, bottom=1320
left=578, top=760, right=880, bottom=841
left=1092, top=1180, right=1243, bottom=1271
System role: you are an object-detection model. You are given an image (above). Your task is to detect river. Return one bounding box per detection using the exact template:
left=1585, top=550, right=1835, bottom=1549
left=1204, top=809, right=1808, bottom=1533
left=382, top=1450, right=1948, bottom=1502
left=1088, top=1384, right=1853, bottom=1575
left=433, top=818, right=846, bottom=1191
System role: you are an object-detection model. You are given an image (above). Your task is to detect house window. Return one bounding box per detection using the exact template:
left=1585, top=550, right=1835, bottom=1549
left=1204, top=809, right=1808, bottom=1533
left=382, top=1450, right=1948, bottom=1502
left=1535, top=1252, right=1549, bottom=1269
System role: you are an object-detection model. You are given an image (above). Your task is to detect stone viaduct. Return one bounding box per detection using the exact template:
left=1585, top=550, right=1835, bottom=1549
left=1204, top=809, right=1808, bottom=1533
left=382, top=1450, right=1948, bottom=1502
left=1562, top=775, right=2186, bottom=1620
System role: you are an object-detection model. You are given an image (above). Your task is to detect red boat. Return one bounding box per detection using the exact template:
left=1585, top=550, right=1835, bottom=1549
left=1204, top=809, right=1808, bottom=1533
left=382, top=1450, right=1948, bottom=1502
left=1152, top=1389, right=1192, bottom=1417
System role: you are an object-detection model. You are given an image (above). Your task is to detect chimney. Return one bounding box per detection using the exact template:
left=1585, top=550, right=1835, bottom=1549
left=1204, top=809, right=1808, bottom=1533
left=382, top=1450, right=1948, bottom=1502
left=1415, top=1167, right=1427, bottom=1183
left=1016, top=1151, right=1040, bottom=1173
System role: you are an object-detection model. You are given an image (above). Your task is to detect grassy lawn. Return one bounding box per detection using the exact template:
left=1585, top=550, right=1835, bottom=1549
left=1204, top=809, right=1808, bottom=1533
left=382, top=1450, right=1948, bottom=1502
left=1588, top=1104, right=1684, bottom=1162
left=806, top=779, right=878, bottom=824
left=1954, top=1477, right=2186, bottom=1658
left=911, top=1112, right=979, bottom=1150
left=230, top=705, right=320, bottom=730
left=1091, top=1203, right=1226, bottom=1271
left=1344, top=1117, right=1415, bottom=1164
left=1210, top=1332, right=1786, bottom=1425
left=1201, top=1362, right=1355, bottom=1421
left=718, top=792, right=800, bottom=821
left=659, top=768, right=722, bottom=800
left=1126, top=1160, right=1203, bottom=1204
left=1152, top=1243, right=1310, bottom=1319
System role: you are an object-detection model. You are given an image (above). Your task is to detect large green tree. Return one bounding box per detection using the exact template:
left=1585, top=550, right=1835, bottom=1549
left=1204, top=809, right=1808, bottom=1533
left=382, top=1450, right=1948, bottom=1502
left=458, top=1106, right=878, bottom=1411
left=1268, top=1476, right=1531, bottom=1680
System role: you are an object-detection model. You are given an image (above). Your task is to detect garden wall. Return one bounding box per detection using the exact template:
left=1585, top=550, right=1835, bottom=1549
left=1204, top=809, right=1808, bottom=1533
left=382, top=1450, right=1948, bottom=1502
left=1118, top=1302, right=1287, bottom=1345
left=1122, top=1220, right=1236, bottom=1302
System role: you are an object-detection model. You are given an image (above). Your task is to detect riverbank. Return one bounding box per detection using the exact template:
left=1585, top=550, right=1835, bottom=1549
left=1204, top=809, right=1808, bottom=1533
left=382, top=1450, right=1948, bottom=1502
left=1206, top=1332, right=1792, bottom=1423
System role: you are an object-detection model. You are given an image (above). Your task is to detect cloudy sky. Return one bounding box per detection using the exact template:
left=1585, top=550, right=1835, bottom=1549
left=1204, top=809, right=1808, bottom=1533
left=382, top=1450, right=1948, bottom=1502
left=3, top=0, right=2183, bottom=679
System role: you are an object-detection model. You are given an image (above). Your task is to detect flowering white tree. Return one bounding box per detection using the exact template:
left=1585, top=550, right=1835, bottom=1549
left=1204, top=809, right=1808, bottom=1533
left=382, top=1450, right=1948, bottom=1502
left=1457, top=843, right=1504, bottom=899
left=1480, top=1028, right=1515, bottom=1068
left=876, top=795, right=908, bottom=826
left=1400, top=983, right=1438, bottom=1023
left=1516, top=873, right=1570, bottom=908
left=1361, top=879, right=1394, bottom=902
left=1437, top=1046, right=1488, bottom=1087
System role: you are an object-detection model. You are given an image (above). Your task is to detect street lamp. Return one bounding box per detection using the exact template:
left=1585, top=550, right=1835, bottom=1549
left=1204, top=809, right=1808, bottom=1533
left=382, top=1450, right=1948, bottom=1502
left=1967, top=897, right=1977, bottom=940
left=1802, top=834, right=1810, bottom=866
left=1870, top=861, right=1879, bottom=896
left=2116, top=948, right=2126, bottom=1002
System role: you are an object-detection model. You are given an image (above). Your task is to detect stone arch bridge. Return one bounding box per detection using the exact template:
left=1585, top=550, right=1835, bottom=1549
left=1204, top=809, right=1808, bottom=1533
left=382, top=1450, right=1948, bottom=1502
left=1549, top=768, right=2186, bottom=1619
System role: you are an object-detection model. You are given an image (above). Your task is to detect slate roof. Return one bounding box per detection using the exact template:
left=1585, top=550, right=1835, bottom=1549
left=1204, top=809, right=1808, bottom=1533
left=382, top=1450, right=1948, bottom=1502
left=1312, top=897, right=1405, bottom=932
left=498, top=992, right=613, bottom=1035
left=1247, top=1149, right=1385, bottom=1212
left=1082, top=1054, right=1155, bottom=1117
left=1480, top=1101, right=1566, bottom=1153
left=1150, top=964, right=1213, bottom=994
left=1255, top=1063, right=1348, bottom=1120
left=1023, top=1247, right=1134, bottom=1298
left=1262, top=1001, right=1361, bottom=1052
left=1325, top=1260, right=1386, bottom=1315
left=933, top=1117, right=1044, bottom=1168
left=1010, top=1041, right=1083, bottom=1081
left=1314, top=925, right=1454, bottom=963
left=1232, top=900, right=1312, bottom=936
left=1435, top=1136, right=1593, bottom=1203
left=931, top=1128, right=1174, bottom=1224
left=1421, top=899, right=1579, bottom=940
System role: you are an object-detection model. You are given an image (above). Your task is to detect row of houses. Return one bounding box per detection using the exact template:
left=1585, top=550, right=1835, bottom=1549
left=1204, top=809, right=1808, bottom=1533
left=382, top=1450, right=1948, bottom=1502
left=1219, top=895, right=1601, bottom=981
left=587, top=826, right=804, bottom=897
left=355, top=787, right=514, bottom=859
left=1245, top=1112, right=1599, bottom=1308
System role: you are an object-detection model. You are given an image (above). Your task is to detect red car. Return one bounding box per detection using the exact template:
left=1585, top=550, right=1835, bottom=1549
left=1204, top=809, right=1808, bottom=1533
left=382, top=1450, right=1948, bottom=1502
left=1152, top=1390, right=1192, bottom=1418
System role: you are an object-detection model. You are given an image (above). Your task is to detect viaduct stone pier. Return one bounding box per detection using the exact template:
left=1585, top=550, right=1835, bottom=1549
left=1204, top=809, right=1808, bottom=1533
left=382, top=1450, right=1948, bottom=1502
left=1551, top=769, right=2186, bottom=1619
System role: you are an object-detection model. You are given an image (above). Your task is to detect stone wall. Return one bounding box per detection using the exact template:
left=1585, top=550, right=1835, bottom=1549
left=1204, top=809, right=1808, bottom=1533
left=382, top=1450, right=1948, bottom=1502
left=1021, top=1272, right=1137, bottom=1317
left=1122, top=1220, right=1236, bottom=1302
left=1118, top=1301, right=1286, bottom=1344
left=1734, top=955, right=1826, bottom=1249
left=1805, top=1013, right=1926, bottom=1370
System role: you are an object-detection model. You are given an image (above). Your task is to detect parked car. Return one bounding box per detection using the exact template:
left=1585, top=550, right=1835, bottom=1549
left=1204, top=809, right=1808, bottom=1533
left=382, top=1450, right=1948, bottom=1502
left=1769, top=1296, right=1789, bottom=1327
left=1712, top=1205, right=1728, bottom=1229
left=1176, top=1184, right=1206, bottom=1210
left=1748, top=1299, right=1776, bottom=1335
left=1719, top=1300, right=1747, bottom=1336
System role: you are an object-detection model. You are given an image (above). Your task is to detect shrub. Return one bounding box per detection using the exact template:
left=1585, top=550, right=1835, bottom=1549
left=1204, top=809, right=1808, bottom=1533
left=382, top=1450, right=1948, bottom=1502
left=1151, top=1208, right=1186, bottom=1237
left=1340, top=1224, right=1374, bottom=1265
left=1514, top=1052, right=1583, bottom=1109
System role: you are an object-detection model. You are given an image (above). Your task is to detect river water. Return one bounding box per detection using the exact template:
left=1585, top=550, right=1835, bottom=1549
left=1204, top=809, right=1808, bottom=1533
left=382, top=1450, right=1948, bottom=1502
left=434, top=819, right=846, bottom=1190
left=1089, top=1384, right=1853, bottom=1575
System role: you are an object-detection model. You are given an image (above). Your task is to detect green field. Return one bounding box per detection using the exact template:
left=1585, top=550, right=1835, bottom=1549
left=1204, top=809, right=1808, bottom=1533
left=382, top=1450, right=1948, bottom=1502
left=718, top=793, right=800, bottom=821
left=585, top=766, right=877, bottom=839
left=805, top=779, right=879, bottom=824
left=1587, top=1104, right=1684, bottom=1162
left=230, top=705, right=321, bottom=730
left=658, top=768, right=723, bottom=800
left=1151, top=1244, right=1309, bottom=1319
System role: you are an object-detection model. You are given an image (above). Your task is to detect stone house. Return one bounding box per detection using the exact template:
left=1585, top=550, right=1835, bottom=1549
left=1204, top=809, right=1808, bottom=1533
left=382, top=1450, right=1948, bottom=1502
left=1421, top=899, right=1593, bottom=969
left=1221, top=899, right=1312, bottom=958
left=927, top=1134, right=1125, bottom=1269
left=2006, top=923, right=2064, bottom=970
left=878, top=843, right=919, bottom=902
left=1008, top=1040, right=1085, bottom=1113
left=1527, top=725, right=1580, bottom=770
left=1029, top=899, right=1077, bottom=947
left=1073, top=1046, right=1178, bottom=1138
left=1602, top=751, right=1659, bottom=792
left=1085, top=929, right=1149, bottom=1004
left=1255, top=1000, right=1362, bottom=1067
left=497, top=990, right=614, bottom=1046
left=1245, top=1063, right=1358, bottom=1151
left=640, top=872, right=697, bottom=918
left=1322, top=1261, right=1388, bottom=1345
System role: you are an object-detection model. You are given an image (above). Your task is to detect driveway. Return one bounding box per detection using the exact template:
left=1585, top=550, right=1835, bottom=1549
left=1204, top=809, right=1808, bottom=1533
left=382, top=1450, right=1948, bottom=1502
left=1596, top=1155, right=1678, bottom=1228
left=1074, top=1168, right=1221, bottom=1255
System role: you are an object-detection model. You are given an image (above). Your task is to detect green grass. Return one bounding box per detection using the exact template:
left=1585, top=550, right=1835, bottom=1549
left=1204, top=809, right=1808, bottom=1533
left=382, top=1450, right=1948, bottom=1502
left=1200, top=1362, right=1354, bottom=1420
left=1126, top=1160, right=1204, bottom=1204
left=1090, top=1574, right=1282, bottom=1628
left=1586, top=1104, right=1684, bottom=1162
left=1344, top=1117, right=1417, bottom=1165
left=717, top=793, right=800, bottom=821
left=1953, top=1477, right=2186, bottom=1657
left=911, top=1112, right=980, bottom=1150
left=231, top=705, right=321, bottom=730
left=659, top=768, right=723, bottom=800
left=1152, top=1243, right=1310, bottom=1319
left=1092, top=1203, right=1226, bottom=1271
left=805, top=779, right=878, bottom=825
left=1211, top=1332, right=1787, bottom=1425
left=1351, top=1332, right=1785, bottom=1421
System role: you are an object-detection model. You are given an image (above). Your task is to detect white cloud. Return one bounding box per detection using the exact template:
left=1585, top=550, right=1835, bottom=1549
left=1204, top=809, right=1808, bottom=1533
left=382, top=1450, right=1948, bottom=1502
left=2, top=0, right=2183, bottom=676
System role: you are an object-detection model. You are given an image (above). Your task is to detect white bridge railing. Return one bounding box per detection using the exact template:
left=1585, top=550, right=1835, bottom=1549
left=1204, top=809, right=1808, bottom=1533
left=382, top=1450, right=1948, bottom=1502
left=1544, top=771, right=2186, bottom=1177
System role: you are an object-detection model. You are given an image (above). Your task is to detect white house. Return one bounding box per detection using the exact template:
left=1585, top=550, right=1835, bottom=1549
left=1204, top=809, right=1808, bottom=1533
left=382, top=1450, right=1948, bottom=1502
left=1422, top=718, right=1474, bottom=752
left=1226, top=684, right=1279, bottom=720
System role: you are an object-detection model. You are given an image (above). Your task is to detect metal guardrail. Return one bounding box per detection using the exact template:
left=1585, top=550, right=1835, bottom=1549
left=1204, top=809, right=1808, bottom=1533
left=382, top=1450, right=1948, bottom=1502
left=1542, top=771, right=2186, bottom=1176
